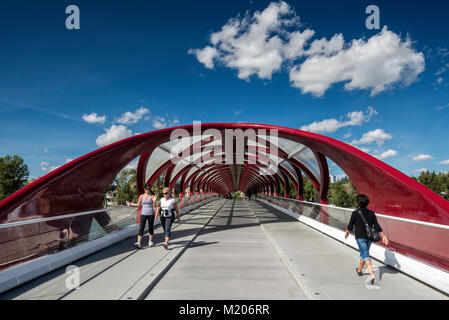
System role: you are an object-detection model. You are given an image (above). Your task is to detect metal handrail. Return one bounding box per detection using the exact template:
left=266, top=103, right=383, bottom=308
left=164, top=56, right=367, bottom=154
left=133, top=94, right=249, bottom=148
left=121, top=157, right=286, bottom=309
left=0, top=194, right=217, bottom=230
left=260, top=194, right=449, bottom=231
left=0, top=206, right=128, bottom=230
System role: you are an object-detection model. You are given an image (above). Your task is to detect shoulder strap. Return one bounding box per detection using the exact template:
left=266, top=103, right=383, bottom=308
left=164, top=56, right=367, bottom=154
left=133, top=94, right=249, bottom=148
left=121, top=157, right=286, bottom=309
left=357, top=209, right=369, bottom=226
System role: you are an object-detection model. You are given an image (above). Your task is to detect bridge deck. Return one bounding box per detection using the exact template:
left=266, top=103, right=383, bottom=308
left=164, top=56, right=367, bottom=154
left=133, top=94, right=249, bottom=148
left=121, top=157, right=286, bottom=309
left=1, top=200, right=447, bottom=300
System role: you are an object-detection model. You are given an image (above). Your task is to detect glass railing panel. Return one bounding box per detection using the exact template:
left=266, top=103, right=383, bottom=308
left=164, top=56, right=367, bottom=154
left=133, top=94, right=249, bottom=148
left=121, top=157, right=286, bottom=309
left=258, top=194, right=449, bottom=271
left=0, top=207, right=136, bottom=271
left=259, top=194, right=352, bottom=231
left=0, top=193, right=219, bottom=271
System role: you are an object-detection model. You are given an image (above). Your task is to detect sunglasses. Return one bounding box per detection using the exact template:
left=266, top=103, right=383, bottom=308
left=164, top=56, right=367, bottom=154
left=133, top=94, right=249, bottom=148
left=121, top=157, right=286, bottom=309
left=163, top=192, right=169, bottom=195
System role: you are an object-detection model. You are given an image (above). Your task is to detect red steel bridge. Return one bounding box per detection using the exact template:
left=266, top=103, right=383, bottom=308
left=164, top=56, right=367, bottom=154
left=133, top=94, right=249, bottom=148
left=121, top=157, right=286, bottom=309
left=0, top=123, right=448, bottom=299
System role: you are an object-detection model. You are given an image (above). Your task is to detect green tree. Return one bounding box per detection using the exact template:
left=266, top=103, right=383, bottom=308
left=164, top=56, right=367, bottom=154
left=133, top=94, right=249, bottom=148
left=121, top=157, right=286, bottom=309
left=151, top=172, right=165, bottom=199
left=302, top=175, right=317, bottom=202
left=288, top=177, right=297, bottom=199
left=414, top=170, right=449, bottom=201
left=114, top=169, right=138, bottom=205
left=0, top=155, right=29, bottom=201
left=328, top=179, right=358, bottom=208
left=347, top=181, right=358, bottom=207
left=232, top=191, right=244, bottom=200
left=328, top=181, right=351, bottom=207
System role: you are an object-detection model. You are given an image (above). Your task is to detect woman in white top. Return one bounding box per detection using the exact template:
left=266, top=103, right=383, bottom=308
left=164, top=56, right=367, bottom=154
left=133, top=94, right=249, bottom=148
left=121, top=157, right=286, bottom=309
left=155, top=187, right=180, bottom=249
left=127, top=185, right=157, bottom=249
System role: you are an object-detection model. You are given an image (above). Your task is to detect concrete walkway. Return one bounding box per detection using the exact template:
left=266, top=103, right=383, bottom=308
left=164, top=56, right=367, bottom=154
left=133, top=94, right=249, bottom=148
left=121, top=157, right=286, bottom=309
left=1, top=199, right=447, bottom=300
left=145, top=200, right=447, bottom=300
left=247, top=200, right=448, bottom=300
left=0, top=200, right=227, bottom=300
left=145, top=200, right=306, bottom=300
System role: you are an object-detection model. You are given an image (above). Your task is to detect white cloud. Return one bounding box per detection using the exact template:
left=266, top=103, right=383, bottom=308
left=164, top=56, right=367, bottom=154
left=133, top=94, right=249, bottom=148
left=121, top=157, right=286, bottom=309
left=189, top=1, right=313, bottom=80
left=305, top=34, right=344, bottom=56
left=440, top=160, right=449, bottom=165
left=43, top=148, right=48, bottom=153
left=234, top=109, right=243, bottom=116
left=343, top=130, right=352, bottom=138
left=152, top=116, right=180, bottom=129
left=153, top=116, right=167, bottom=129
left=301, top=107, right=377, bottom=133
left=358, top=147, right=371, bottom=153
left=437, top=77, right=444, bottom=84
left=351, top=129, right=393, bottom=147
left=412, top=154, right=434, bottom=161
left=40, top=158, right=75, bottom=173
left=190, top=2, right=425, bottom=97
left=436, top=104, right=449, bottom=111
left=40, top=162, right=49, bottom=172
left=374, top=149, right=398, bottom=160
left=188, top=46, right=218, bottom=69
left=435, top=63, right=449, bottom=76
left=116, top=107, right=149, bottom=125
left=301, top=118, right=343, bottom=134
left=82, top=112, right=107, bottom=124
left=290, top=27, right=425, bottom=96
left=40, top=161, right=61, bottom=173
left=96, top=125, right=133, bottom=147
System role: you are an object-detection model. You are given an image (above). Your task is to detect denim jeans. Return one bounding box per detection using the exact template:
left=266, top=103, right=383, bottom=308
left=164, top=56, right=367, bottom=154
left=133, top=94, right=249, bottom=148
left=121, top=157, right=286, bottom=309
left=356, top=238, right=372, bottom=261
left=160, top=216, right=174, bottom=238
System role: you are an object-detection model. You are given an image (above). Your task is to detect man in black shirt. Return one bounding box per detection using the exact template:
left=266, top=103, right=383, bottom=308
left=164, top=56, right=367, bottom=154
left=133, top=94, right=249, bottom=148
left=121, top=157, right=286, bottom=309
left=345, top=194, right=389, bottom=285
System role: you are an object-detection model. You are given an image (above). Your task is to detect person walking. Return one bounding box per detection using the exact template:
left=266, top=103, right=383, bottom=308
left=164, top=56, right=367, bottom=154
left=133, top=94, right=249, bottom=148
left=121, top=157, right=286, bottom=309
left=127, top=185, right=157, bottom=249
left=345, top=194, right=389, bottom=285
left=252, top=188, right=257, bottom=200
left=247, top=189, right=252, bottom=200
left=155, top=187, right=180, bottom=249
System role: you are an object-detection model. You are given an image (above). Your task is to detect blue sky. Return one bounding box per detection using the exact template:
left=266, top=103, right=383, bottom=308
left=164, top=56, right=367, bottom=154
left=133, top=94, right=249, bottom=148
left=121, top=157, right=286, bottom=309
left=0, top=0, right=448, bottom=179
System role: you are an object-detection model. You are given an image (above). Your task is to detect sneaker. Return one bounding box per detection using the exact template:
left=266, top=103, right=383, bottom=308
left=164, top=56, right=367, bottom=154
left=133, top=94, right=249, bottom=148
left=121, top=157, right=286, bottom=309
left=148, top=241, right=154, bottom=247
left=134, top=242, right=142, bottom=249
left=356, top=268, right=363, bottom=277
left=163, top=243, right=168, bottom=250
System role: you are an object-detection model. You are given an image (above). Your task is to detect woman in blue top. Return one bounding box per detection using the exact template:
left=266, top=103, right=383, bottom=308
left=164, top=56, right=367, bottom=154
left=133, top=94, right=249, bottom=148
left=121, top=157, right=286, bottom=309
left=127, top=185, right=157, bottom=249
left=345, top=194, right=389, bottom=285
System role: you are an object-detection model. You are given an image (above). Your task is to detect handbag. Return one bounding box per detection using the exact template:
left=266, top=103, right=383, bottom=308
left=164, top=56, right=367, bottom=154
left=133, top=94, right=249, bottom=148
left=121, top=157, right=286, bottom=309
left=357, top=210, right=381, bottom=242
